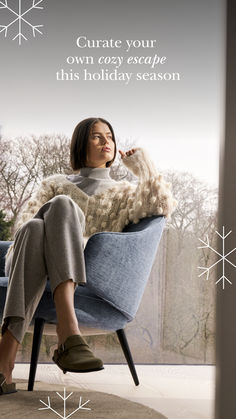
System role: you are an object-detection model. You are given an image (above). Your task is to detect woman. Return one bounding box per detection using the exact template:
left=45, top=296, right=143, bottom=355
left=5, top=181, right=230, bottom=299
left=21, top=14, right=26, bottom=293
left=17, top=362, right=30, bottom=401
left=0, top=117, right=177, bottom=395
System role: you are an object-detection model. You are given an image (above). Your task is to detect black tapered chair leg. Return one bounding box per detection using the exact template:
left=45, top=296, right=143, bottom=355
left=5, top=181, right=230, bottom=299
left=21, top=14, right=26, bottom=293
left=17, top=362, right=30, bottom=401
left=28, top=317, right=45, bottom=391
left=116, top=328, right=139, bottom=386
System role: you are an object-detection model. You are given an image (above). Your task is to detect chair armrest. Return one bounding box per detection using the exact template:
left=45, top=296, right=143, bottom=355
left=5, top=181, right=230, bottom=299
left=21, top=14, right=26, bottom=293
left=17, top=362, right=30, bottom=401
left=84, top=216, right=165, bottom=320
left=0, top=241, right=13, bottom=277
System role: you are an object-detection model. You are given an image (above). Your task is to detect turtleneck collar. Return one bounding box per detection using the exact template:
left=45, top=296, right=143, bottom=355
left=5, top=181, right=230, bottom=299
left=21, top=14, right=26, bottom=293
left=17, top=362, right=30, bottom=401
left=79, top=166, right=111, bottom=180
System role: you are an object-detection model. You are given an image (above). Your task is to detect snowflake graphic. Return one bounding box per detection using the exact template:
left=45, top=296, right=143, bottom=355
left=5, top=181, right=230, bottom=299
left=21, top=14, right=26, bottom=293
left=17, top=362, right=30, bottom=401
left=39, top=387, right=91, bottom=419
left=0, top=0, right=44, bottom=45
left=198, top=226, right=236, bottom=289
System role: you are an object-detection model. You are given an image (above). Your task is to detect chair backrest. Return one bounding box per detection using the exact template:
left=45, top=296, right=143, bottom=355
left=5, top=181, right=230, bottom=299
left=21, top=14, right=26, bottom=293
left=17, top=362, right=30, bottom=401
left=84, top=215, right=166, bottom=321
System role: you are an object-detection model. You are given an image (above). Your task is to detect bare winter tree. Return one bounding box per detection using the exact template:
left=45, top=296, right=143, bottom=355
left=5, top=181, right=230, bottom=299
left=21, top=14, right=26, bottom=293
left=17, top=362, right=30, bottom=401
left=163, top=169, right=218, bottom=254
left=0, top=136, right=39, bottom=224
left=158, top=169, right=218, bottom=362
left=0, top=134, right=71, bottom=229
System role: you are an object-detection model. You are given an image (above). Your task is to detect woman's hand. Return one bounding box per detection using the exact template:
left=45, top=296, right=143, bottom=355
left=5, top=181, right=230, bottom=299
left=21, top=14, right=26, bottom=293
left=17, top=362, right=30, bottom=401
left=119, top=148, right=138, bottom=159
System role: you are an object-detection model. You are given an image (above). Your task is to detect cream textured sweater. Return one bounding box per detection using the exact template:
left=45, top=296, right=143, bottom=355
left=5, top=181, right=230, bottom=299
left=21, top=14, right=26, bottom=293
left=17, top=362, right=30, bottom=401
left=5, top=147, right=177, bottom=262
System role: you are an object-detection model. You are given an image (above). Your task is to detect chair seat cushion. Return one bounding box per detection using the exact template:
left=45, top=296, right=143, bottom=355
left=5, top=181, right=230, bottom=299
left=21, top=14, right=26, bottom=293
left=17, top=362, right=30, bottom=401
left=0, top=278, right=128, bottom=331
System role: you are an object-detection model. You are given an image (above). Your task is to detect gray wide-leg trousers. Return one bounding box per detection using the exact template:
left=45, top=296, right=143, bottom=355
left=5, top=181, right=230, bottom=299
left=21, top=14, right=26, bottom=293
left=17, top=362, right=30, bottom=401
left=1, top=195, right=87, bottom=344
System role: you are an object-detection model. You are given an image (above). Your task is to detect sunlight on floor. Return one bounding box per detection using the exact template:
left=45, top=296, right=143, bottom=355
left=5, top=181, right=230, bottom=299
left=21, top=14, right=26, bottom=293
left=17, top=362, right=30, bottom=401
left=13, top=364, right=215, bottom=419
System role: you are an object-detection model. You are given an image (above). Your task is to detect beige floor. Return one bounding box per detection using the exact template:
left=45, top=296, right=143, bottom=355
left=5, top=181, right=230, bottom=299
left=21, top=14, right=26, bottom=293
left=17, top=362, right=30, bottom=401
left=13, top=364, right=215, bottom=419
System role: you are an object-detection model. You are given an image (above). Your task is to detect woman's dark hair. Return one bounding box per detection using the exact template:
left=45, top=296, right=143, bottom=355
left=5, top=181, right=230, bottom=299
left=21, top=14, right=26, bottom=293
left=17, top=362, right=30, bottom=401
left=70, top=117, right=117, bottom=170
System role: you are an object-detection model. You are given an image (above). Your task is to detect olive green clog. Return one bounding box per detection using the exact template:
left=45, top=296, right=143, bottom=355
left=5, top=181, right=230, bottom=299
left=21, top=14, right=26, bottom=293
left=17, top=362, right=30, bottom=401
left=0, top=373, right=17, bottom=395
left=52, top=334, right=104, bottom=373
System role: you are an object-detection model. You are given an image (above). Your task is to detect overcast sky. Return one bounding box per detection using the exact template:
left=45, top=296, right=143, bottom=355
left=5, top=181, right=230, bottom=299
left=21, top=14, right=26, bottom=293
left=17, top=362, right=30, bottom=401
left=0, top=0, right=225, bottom=187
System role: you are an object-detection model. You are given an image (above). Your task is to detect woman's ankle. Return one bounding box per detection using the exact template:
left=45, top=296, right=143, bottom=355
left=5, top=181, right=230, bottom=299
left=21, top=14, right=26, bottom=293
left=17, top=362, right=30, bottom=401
left=0, top=329, right=19, bottom=378
left=0, top=360, right=14, bottom=384
left=56, top=322, right=81, bottom=346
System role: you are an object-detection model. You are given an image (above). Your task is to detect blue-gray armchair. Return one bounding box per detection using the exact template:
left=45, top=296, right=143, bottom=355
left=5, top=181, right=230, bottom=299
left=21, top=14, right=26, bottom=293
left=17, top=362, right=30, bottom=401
left=0, top=215, right=165, bottom=390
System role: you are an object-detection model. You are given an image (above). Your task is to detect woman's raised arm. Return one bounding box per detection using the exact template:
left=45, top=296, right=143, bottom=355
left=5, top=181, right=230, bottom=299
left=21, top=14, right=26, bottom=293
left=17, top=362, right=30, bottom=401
left=120, top=147, right=178, bottom=223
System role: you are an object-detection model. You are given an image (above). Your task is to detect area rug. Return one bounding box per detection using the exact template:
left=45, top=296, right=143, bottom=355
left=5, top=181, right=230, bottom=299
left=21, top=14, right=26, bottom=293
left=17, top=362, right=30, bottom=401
left=1, top=379, right=168, bottom=418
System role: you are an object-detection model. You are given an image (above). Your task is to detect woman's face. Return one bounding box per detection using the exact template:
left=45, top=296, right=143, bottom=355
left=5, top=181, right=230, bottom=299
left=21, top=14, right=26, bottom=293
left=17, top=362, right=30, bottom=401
left=85, top=121, right=115, bottom=168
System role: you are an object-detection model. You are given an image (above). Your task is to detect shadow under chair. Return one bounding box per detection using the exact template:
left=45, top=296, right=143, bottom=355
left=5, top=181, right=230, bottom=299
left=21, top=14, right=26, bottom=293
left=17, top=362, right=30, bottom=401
left=0, top=215, right=165, bottom=390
